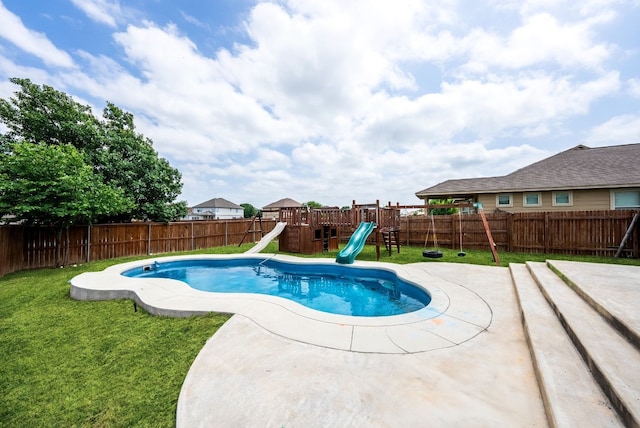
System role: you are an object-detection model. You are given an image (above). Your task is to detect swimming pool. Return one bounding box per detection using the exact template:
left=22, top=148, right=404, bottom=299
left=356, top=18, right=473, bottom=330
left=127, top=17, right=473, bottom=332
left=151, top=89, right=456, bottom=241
left=70, top=254, right=495, bottom=353
left=122, top=258, right=431, bottom=317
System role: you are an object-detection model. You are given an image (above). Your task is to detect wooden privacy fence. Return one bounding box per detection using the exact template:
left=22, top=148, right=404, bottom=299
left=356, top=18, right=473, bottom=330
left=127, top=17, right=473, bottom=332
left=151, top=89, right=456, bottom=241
left=398, top=210, right=639, bottom=257
left=0, top=219, right=276, bottom=277
left=1, top=210, right=638, bottom=277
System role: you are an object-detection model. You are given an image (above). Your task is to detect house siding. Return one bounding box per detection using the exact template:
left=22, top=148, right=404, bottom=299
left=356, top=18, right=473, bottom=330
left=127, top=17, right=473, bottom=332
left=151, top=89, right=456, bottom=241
left=575, top=189, right=611, bottom=211
left=478, top=189, right=619, bottom=213
left=185, top=198, right=245, bottom=220
left=184, top=207, right=243, bottom=220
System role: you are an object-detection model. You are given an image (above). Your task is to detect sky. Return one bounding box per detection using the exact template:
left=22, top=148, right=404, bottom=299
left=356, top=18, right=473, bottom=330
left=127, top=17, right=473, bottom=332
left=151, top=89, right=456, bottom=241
left=0, top=0, right=639, bottom=209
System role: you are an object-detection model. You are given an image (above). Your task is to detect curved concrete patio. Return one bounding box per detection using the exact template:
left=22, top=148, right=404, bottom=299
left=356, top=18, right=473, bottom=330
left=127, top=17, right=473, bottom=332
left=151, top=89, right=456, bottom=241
left=71, top=255, right=549, bottom=427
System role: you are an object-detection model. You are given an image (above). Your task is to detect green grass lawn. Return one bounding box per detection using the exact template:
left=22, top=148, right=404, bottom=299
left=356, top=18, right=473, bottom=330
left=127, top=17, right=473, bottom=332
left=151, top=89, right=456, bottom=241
left=1, top=242, right=638, bottom=427
left=0, top=249, right=241, bottom=427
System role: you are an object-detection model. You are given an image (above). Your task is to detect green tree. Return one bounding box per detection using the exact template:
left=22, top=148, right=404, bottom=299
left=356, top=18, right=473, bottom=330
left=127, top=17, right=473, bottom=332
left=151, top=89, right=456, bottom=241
left=0, top=77, right=100, bottom=151
left=240, top=203, right=258, bottom=218
left=428, top=199, right=458, bottom=215
left=304, top=201, right=323, bottom=209
left=0, top=142, right=132, bottom=265
left=0, top=78, right=186, bottom=222
left=97, top=103, right=186, bottom=222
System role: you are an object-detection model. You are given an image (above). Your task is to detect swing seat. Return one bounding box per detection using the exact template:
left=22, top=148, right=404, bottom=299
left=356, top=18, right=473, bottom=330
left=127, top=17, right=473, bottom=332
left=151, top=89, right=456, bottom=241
left=423, top=250, right=443, bottom=258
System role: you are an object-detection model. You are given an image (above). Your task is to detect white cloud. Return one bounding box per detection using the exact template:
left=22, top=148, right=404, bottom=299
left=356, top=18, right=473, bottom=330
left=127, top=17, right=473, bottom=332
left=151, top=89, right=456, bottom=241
left=0, top=56, right=55, bottom=95
left=491, top=0, right=624, bottom=18
left=586, top=114, right=640, bottom=145
left=69, top=0, right=122, bottom=27
left=353, top=72, right=620, bottom=149
left=180, top=11, right=211, bottom=30
left=462, top=13, right=612, bottom=72
left=629, top=78, right=640, bottom=98
left=0, top=2, right=74, bottom=68
left=69, top=23, right=304, bottom=159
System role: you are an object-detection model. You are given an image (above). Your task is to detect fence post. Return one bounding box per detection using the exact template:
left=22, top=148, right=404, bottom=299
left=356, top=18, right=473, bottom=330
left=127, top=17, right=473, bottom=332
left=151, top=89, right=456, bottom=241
left=86, top=225, right=91, bottom=263
left=506, top=214, right=513, bottom=252
left=635, top=216, right=640, bottom=258
left=405, top=216, right=409, bottom=246
left=191, top=222, right=194, bottom=250
left=147, top=223, right=151, bottom=255
left=544, top=212, right=549, bottom=253
left=225, top=221, right=228, bottom=246
left=451, top=214, right=456, bottom=250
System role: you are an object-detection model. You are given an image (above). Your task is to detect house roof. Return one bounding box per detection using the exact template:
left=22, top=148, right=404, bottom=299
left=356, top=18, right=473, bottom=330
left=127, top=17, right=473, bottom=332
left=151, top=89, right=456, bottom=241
left=192, top=198, right=243, bottom=209
left=262, top=198, right=302, bottom=210
left=416, top=143, right=640, bottom=199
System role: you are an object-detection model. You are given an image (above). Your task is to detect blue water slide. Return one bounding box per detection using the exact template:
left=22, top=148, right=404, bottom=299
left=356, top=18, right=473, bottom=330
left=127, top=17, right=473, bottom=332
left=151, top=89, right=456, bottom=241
left=336, top=222, right=375, bottom=264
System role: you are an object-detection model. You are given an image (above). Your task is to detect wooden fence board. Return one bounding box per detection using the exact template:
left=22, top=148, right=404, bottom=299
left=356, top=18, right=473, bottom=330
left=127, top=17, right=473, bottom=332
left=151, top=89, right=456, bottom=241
left=0, top=219, right=277, bottom=276
left=0, top=226, right=24, bottom=276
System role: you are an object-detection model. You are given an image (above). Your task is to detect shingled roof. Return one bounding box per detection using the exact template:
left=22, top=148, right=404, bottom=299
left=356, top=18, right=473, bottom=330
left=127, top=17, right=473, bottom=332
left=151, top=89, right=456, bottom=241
left=192, top=198, right=243, bottom=209
left=416, top=143, right=640, bottom=199
left=262, top=198, right=302, bottom=210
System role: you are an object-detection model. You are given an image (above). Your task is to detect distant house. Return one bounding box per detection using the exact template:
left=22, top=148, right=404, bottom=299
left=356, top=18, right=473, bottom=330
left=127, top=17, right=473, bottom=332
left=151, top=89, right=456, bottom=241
left=415, top=144, right=640, bottom=213
left=261, top=198, right=302, bottom=219
left=185, top=198, right=244, bottom=220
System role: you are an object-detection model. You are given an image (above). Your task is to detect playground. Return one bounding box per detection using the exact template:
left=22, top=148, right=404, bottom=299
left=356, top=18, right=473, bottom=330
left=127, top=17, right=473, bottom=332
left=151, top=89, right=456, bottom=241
left=245, top=199, right=501, bottom=265
left=263, top=200, right=403, bottom=261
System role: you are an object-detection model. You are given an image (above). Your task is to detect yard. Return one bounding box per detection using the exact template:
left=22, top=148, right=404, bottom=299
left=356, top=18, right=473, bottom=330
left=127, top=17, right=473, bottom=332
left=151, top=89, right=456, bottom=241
left=1, top=242, right=638, bottom=426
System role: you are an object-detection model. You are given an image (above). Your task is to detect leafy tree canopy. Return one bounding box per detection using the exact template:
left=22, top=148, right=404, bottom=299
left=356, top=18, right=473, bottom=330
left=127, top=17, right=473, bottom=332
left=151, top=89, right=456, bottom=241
left=97, top=102, right=186, bottom=221
left=240, top=203, right=259, bottom=218
left=0, top=142, right=132, bottom=227
left=428, top=199, right=458, bottom=215
left=0, top=77, right=187, bottom=222
left=304, top=201, right=323, bottom=208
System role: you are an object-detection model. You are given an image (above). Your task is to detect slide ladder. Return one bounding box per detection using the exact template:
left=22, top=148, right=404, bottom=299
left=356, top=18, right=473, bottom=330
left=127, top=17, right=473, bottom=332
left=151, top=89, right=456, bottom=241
left=238, top=213, right=263, bottom=247
left=336, top=222, right=375, bottom=264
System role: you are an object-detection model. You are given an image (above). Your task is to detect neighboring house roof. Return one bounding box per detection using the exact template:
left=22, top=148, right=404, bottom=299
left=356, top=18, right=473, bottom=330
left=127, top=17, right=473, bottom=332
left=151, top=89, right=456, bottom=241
left=416, top=143, right=640, bottom=199
left=192, top=198, right=243, bottom=209
left=262, top=198, right=302, bottom=210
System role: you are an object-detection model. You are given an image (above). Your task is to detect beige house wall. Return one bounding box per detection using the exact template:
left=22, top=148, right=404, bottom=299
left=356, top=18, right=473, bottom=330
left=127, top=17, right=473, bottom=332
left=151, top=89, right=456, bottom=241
left=260, top=210, right=279, bottom=220
left=476, top=189, right=617, bottom=213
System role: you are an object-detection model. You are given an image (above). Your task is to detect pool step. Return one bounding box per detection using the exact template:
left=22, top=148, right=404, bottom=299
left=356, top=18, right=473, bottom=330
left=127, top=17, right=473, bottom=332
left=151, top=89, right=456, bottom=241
left=510, top=263, right=622, bottom=428
left=545, top=260, right=640, bottom=353
left=524, top=261, right=640, bottom=427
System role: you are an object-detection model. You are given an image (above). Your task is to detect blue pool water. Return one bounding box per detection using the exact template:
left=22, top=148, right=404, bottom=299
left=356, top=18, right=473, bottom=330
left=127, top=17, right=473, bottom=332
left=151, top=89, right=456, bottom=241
left=122, top=259, right=431, bottom=317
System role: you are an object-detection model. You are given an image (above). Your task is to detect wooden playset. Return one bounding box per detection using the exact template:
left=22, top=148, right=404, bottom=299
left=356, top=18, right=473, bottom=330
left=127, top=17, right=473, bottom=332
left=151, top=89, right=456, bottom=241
left=276, top=200, right=401, bottom=259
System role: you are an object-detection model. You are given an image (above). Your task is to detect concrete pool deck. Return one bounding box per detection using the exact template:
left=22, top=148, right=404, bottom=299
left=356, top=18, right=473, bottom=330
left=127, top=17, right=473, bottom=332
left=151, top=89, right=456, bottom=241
left=70, top=254, right=493, bottom=354
left=69, top=255, right=640, bottom=427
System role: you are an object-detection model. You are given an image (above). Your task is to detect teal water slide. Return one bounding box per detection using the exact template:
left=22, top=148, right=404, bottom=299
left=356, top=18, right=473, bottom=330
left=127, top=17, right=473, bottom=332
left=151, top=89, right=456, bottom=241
left=336, top=222, right=375, bottom=264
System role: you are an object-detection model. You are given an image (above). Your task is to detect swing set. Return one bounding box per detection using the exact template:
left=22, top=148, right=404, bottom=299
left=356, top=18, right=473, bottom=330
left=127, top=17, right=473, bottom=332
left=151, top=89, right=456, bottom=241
left=421, top=202, right=500, bottom=266
left=423, top=211, right=466, bottom=258
left=423, top=211, right=443, bottom=258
